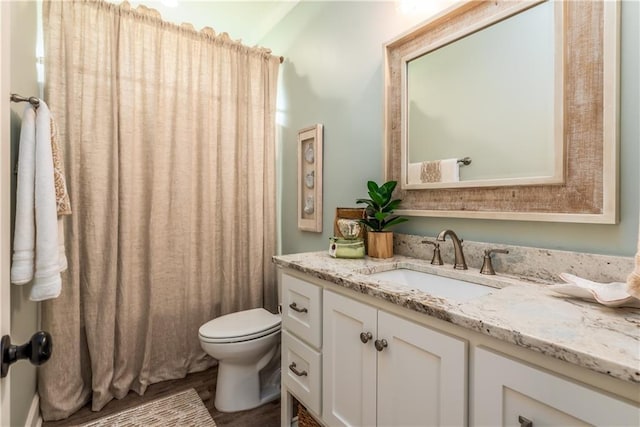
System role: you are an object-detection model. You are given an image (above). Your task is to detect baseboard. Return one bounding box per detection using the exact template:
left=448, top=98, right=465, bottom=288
left=25, top=393, right=42, bottom=427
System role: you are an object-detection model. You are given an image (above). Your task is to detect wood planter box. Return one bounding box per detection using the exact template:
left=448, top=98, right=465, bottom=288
left=367, top=231, right=393, bottom=259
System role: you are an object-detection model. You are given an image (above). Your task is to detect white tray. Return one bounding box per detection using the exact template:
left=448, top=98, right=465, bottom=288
left=549, top=273, right=640, bottom=308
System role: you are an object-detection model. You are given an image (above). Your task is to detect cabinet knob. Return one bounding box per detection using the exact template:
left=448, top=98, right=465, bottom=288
left=374, top=339, right=388, bottom=352
left=359, top=332, right=373, bottom=344
left=518, top=415, right=533, bottom=427
left=289, top=302, right=308, bottom=313
left=288, top=362, right=308, bottom=377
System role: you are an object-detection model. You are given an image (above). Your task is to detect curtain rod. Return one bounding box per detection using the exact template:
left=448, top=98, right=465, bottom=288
left=10, top=93, right=40, bottom=108
left=10, top=60, right=285, bottom=107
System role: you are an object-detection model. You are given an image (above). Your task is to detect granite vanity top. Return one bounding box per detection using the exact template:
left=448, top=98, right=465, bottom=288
left=273, top=252, right=640, bottom=385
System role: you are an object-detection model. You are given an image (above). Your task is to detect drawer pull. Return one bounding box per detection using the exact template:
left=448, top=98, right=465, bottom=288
left=374, top=339, right=388, bottom=352
left=360, top=332, right=373, bottom=343
left=518, top=416, right=533, bottom=427
left=289, top=302, right=308, bottom=313
left=288, top=362, right=308, bottom=377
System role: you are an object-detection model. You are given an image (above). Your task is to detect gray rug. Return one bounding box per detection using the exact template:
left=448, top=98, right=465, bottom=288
left=79, top=388, right=216, bottom=426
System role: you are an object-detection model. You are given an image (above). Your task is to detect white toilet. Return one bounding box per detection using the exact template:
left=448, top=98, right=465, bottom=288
left=198, top=308, right=281, bottom=412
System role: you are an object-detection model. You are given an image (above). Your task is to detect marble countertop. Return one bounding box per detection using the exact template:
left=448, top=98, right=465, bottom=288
left=273, top=252, right=640, bottom=385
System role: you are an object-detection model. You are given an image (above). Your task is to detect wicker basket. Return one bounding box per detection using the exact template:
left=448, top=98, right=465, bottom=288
left=297, top=403, right=321, bottom=427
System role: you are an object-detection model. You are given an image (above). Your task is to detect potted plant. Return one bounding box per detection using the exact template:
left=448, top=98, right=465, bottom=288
left=356, top=180, right=408, bottom=258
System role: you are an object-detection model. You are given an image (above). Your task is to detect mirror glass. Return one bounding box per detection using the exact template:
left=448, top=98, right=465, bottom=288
left=404, top=1, right=563, bottom=188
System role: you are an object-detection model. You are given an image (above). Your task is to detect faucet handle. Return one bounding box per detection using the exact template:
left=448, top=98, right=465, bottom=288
left=480, top=249, right=510, bottom=275
left=421, top=240, right=443, bottom=265
left=485, top=248, right=509, bottom=255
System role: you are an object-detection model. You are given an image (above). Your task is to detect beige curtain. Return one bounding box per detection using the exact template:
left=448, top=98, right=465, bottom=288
left=40, top=0, right=279, bottom=420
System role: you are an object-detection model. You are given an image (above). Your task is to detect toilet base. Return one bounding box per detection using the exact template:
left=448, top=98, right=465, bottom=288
left=214, top=345, right=281, bottom=412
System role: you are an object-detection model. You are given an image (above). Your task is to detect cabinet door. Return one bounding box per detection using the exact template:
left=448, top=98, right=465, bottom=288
left=473, top=347, right=640, bottom=427
left=377, top=311, right=468, bottom=427
left=323, top=291, right=377, bottom=427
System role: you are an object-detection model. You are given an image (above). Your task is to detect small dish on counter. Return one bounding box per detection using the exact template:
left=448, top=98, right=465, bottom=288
left=549, top=273, right=640, bottom=308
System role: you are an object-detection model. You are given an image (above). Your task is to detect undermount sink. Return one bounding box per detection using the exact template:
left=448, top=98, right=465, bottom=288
left=367, top=268, right=496, bottom=301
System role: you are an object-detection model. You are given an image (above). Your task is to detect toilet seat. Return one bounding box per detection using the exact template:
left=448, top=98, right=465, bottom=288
left=199, top=308, right=281, bottom=344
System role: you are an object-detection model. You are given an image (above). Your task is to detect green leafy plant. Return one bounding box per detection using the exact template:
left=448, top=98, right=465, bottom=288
left=356, top=180, right=408, bottom=232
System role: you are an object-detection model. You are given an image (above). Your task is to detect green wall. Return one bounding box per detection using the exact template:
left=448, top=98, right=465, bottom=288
left=261, top=0, right=639, bottom=257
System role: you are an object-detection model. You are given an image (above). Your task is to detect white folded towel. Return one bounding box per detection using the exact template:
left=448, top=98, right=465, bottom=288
left=408, top=159, right=460, bottom=184
left=11, top=105, right=37, bottom=285
left=11, top=101, right=66, bottom=301
left=407, top=162, right=421, bottom=184
left=422, top=158, right=459, bottom=183
left=440, top=158, right=460, bottom=182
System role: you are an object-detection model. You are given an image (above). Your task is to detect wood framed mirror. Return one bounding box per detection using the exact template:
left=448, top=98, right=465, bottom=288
left=384, top=0, right=619, bottom=223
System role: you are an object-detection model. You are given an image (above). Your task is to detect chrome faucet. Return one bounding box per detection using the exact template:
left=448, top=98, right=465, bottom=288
left=436, top=229, right=467, bottom=270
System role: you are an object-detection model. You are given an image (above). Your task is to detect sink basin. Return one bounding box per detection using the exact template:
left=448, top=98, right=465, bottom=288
left=367, top=268, right=495, bottom=301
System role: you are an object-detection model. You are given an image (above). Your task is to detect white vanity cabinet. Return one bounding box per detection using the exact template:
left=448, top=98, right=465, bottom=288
left=472, top=347, right=640, bottom=427
left=278, top=267, right=640, bottom=427
left=322, top=290, right=468, bottom=427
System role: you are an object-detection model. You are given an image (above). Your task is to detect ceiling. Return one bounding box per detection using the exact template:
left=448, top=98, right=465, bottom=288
left=125, top=0, right=300, bottom=46
left=108, top=1, right=459, bottom=47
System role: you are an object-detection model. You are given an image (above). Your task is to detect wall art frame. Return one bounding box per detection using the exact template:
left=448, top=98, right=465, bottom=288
left=298, top=124, right=324, bottom=232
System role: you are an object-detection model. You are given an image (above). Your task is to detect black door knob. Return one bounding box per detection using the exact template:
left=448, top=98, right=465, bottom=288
left=1, top=331, right=53, bottom=378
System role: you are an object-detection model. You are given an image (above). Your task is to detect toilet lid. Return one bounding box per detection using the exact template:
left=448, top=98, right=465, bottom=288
left=199, top=308, right=281, bottom=342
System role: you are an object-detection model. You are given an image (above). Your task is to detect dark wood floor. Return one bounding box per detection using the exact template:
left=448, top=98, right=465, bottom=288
left=42, top=365, right=280, bottom=427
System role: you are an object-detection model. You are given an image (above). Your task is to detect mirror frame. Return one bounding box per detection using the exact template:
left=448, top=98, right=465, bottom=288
left=384, top=0, right=620, bottom=223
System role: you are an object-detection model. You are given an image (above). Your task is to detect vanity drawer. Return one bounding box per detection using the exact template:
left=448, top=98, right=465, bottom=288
left=282, top=330, right=322, bottom=415
left=473, top=347, right=640, bottom=426
left=281, top=273, right=322, bottom=348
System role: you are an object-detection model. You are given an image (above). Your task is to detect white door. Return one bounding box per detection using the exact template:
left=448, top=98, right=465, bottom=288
left=322, top=291, right=377, bottom=427
left=1, top=0, right=12, bottom=422
left=473, top=347, right=640, bottom=426
left=377, top=311, right=468, bottom=427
